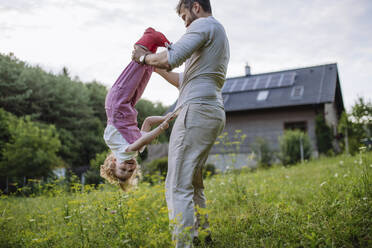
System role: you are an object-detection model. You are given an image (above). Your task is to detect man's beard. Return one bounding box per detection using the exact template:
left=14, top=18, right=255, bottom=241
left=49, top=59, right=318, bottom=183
left=189, top=10, right=198, bottom=24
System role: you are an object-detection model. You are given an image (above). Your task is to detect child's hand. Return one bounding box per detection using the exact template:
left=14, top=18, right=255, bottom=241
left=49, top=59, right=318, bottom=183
left=163, top=113, right=174, bottom=122
left=159, top=121, right=169, bottom=131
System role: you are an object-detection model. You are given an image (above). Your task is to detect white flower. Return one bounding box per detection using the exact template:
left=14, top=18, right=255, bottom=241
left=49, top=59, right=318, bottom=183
left=64, top=216, right=72, bottom=219
left=339, top=161, right=344, bottom=165
left=29, top=219, right=35, bottom=222
left=320, top=181, right=327, bottom=187
left=362, top=197, right=367, bottom=201
left=334, top=173, right=338, bottom=178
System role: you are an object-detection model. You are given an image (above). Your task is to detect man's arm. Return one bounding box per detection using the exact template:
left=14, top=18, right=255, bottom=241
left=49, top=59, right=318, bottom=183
left=132, top=47, right=171, bottom=70
left=132, top=19, right=208, bottom=71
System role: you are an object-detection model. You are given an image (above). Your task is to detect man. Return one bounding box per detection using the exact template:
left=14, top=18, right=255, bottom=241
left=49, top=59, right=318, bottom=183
left=132, top=0, right=230, bottom=247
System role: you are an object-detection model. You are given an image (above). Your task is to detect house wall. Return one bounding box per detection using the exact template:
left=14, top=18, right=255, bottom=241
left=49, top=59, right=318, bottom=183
left=208, top=106, right=320, bottom=170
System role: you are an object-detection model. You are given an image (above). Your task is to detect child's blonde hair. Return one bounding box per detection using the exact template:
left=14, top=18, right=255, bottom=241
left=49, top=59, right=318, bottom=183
left=100, top=152, right=140, bottom=191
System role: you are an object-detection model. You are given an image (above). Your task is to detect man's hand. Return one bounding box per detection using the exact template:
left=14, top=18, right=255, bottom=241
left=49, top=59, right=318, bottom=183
left=132, top=46, right=149, bottom=63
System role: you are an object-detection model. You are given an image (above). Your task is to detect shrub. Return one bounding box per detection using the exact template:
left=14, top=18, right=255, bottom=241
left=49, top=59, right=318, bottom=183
left=143, top=157, right=217, bottom=184
left=315, top=114, right=333, bottom=154
left=203, top=163, right=216, bottom=179
left=252, top=137, right=274, bottom=167
left=279, top=130, right=312, bottom=165
left=85, top=150, right=110, bottom=185
left=143, top=157, right=168, bottom=184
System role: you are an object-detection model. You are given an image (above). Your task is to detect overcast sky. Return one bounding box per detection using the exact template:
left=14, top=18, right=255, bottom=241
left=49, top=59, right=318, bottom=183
left=1, top=0, right=371, bottom=110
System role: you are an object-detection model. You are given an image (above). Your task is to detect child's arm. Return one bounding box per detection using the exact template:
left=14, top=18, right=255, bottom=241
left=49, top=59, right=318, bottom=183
left=154, top=68, right=180, bottom=89
left=126, top=119, right=169, bottom=152
left=126, top=109, right=180, bottom=152
left=140, top=115, right=168, bottom=132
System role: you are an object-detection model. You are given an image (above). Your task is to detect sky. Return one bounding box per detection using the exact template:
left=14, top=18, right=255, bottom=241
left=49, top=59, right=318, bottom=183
left=1, top=0, right=371, bottom=110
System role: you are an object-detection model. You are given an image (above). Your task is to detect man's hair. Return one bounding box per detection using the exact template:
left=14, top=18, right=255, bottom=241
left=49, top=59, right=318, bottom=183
left=176, top=0, right=212, bottom=15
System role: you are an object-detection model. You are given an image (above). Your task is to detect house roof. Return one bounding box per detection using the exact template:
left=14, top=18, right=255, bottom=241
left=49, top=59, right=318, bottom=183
left=223, top=63, right=343, bottom=112
left=167, top=63, right=344, bottom=113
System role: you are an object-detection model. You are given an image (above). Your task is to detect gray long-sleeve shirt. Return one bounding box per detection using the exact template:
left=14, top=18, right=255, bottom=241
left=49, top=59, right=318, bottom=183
left=167, top=16, right=230, bottom=109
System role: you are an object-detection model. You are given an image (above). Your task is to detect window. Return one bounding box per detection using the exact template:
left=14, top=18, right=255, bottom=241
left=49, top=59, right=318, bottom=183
left=291, top=86, right=304, bottom=99
left=284, top=121, right=307, bottom=132
left=257, top=90, right=269, bottom=101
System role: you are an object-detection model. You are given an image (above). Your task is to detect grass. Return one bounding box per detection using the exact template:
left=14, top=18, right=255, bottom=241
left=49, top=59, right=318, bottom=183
left=0, top=152, right=371, bottom=247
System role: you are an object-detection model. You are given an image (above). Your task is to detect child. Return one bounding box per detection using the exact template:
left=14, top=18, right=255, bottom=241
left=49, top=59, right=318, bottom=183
left=100, top=28, right=174, bottom=191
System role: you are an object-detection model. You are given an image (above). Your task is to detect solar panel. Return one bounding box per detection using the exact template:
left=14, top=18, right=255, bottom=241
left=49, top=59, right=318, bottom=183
left=255, top=76, right=269, bottom=90
left=267, top=74, right=281, bottom=88
left=281, top=72, right=296, bottom=86
left=240, top=78, right=249, bottom=91
left=229, top=79, right=239, bottom=92
left=223, top=72, right=296, bottom=94
left=244, top=78, right=256, bottom=91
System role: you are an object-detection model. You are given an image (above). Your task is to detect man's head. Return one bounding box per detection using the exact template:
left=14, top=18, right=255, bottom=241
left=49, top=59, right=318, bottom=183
left=176, top=0, right=212, bottom=27
left=100, top=153, right=138, bottom=191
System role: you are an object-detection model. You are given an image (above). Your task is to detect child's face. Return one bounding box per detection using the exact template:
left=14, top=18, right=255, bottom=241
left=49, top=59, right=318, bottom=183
left=114, top=159, right=136, bottom=181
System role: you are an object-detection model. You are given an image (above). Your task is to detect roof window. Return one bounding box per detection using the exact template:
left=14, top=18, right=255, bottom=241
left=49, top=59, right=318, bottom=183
left=291, top=86, right=304, bottom=99
left=257, top=90, right=269, bottom=101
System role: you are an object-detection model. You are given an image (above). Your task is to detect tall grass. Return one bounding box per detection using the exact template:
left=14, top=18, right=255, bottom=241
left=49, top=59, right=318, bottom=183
left=0, top=152, right=371, bottom=247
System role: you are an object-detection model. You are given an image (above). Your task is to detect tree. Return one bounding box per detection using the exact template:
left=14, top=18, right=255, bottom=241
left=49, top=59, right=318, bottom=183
left=0, top=53, right=32, bottom=116
left=135, top=99, right=169, bottom=143
left=0, top=53, right=171, bottom=172
left=338, top=97, right=372, bottom=154
left=86, top=81, right=107, bottom=124
left=0, top=113, right=62, bottom=179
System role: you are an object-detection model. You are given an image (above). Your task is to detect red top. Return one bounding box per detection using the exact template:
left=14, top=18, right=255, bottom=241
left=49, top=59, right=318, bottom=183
left=135, top=27, right=170, bottom=53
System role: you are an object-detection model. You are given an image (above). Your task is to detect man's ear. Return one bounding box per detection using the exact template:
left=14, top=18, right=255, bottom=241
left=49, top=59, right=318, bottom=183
left=192, top=2, right=200, bottom=14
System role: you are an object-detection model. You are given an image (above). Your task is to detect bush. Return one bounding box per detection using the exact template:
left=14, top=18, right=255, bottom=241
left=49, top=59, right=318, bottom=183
left=203, top=163, right=216, bottom=179
left=85, top=150, right=110, bottom=185
left=252, top=137, right=274, bottom=167
left=143, top=157, right=168, bottom=184
left=315, top=114, right=333, bottom=154
left=279, top=130, right=312, bottom=165
left=143, top=157, right=217, bottom=184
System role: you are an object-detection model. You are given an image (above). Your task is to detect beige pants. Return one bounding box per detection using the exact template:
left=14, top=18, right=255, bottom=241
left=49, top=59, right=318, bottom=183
left=166, top=103, right=225, bottom=248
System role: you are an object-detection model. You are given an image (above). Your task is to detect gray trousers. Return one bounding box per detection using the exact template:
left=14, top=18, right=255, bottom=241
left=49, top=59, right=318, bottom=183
left=166, top=103, right=225, bottom=248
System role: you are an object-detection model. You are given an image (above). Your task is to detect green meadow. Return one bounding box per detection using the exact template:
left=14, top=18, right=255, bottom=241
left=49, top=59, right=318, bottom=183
left=1, top=152, right=371, bottom=248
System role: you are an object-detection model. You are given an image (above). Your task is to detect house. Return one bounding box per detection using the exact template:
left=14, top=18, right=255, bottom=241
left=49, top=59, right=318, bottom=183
left=148, top=63, right=345, bottom=171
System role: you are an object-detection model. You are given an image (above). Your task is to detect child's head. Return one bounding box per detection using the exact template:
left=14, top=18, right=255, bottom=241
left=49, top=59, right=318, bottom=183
left=100, top=152, right=139, bottom=191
